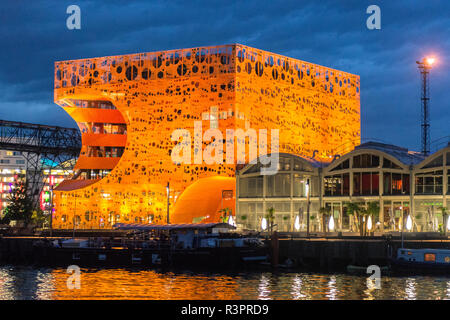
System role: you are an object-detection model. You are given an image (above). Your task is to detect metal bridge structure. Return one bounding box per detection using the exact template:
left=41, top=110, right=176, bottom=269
left=0, top=119, right=81, bottom=208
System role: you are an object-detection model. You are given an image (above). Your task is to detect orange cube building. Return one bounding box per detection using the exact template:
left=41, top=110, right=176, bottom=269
left=53, top=44, right=360, bottom=229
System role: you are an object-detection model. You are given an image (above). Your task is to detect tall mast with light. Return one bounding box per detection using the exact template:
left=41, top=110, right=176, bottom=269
left=416, top=57, right=435, bottom=156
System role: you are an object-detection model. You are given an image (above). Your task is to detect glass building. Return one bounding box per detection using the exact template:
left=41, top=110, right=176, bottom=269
left=236, top=142, right=450, bottom=233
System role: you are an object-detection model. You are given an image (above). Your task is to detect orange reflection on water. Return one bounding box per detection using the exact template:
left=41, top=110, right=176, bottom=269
left=50, top=268, right=241, bottom=300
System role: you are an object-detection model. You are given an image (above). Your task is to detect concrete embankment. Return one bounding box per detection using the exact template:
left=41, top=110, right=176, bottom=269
left=1, top=234, right=450, bottom=271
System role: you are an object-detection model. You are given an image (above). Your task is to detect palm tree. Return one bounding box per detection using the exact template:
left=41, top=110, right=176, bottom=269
left=219, top=207, right=232, bottom=223
left=266, top=207, right=275, bottom=234
left=345, top=202, right=364, bottom=236
left=319, top=207, right=331, bottom=232
left=438, top=206, right=448, bottom=236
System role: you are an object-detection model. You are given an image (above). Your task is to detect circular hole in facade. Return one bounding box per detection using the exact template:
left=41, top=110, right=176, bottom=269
left=221, top=55, right=229, bottom=65
left=192, top=65, right=199, bottom=73
left=125, top=66, right=138, bottom=80
left=71, top=75, right=78, bottom=86
left=272, top=69, right=278, bottom=80
left=245, top=62, right=252, bottom=74
left=177, top=64, right=187, bottom=76
left=158, top=71, right=164, bottom=79
left=116, top=66, right=122, bottom=74
left=195, top=51, right=206, bottom=63
left=255, top=61, right=263, bottom=76
left=153, top=56, right=162, bottom=68
left=237, top=50, right=245, bottom=63
left=141, top=68, right=149, bottom=79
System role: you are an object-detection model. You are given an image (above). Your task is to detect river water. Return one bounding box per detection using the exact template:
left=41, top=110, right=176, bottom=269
left=0, top=266, right=449, bottom=300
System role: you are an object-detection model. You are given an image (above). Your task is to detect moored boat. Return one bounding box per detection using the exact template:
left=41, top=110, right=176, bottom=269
left=390, top=248, right=450, bottom=275
left=32, top=223, right=268, bottom=269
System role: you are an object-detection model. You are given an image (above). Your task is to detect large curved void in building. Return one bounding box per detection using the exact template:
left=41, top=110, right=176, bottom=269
left=54, top=99, right=127, bottom=191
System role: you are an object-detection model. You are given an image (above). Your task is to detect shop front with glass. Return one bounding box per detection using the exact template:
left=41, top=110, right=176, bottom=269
left=236, top=143, right=450, bottom=234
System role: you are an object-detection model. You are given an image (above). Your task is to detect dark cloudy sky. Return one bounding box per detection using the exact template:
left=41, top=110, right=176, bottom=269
left=0, top=0, right=448, bottom=152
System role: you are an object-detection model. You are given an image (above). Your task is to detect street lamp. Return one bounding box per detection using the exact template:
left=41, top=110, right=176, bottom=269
left=166, top=182, right=170, bottom=224
left=227, top=215, right=236, bottom=227
left=261, top=217, right=268, bottom=231
left=406, top=214, right=413, bottom=231
left=294, top=215, right=300, bottom=231
left=328, top=215, right=335, bottom=232
left=306, top=178, right=311, bottom=237
left=367, top=215, right=373, bottom=232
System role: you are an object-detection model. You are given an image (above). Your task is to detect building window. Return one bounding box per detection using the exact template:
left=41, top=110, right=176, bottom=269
left=293, top=174, right=307, bottom=197
left=415, top=170, right=443, bottom=195
left=85, top=146, right=125, bottom=158
left=421, top=155, right=443, bottom=169
left=266, top=173, right=291, bottom=197
left=353, top=172, right=379, bottom=196
left=70, top=100, right=116, bottom=110
left=294, top=158, right=312, bottom=171
left=16, top=160, right=25, bottom=164
left=353, top=154, right=379, bottom=168
left=448, top=169, right=450, bottom=195
left=277, top=156, right=291, bottom=171
left=239, top=176, right=263, bottom=198
left=383, top=172, right=410, bottom=195
left=330, top=159, right=349, bottom=171
left=0, top=160, right=10, bottom=164
left=324, top=173, right=349, bottom=196
left=383, top=158, right=402, bottom=169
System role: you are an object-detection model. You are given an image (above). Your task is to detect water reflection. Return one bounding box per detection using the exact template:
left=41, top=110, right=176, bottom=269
left=257, top=274, right=271, bottom=300
left=290, top=275, right=306, bottom=300
left=0, top=266, right=449, bottom=300
left=446, top=281, right=450, bottom=300
left=405, top=278, right=417, bottom=300
left=327, top=276, right=338, bottom=300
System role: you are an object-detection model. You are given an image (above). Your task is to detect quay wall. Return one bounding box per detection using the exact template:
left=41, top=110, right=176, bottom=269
left=277, top=237, right=450, bottom=271
left=1, top=235, right=450, bottom=270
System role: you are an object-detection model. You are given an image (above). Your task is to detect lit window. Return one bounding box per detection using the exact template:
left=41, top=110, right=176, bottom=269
left=424, top=253, right=436, bottom=262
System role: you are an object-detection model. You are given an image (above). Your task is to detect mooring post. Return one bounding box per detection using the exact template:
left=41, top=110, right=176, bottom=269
left=271, top=231, right=279, bottom=268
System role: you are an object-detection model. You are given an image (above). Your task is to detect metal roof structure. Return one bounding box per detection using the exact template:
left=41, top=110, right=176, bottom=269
left=355, top=141, right=425, bottom=166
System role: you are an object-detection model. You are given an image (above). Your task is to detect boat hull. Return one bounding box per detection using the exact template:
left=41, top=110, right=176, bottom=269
left=32, top=246, right=268, bottom=269
left=390, top=259, right=450, bottom=275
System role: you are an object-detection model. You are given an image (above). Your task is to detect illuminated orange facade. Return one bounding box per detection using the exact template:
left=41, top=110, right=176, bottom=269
left=53, top=44, right=360, bottom=228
